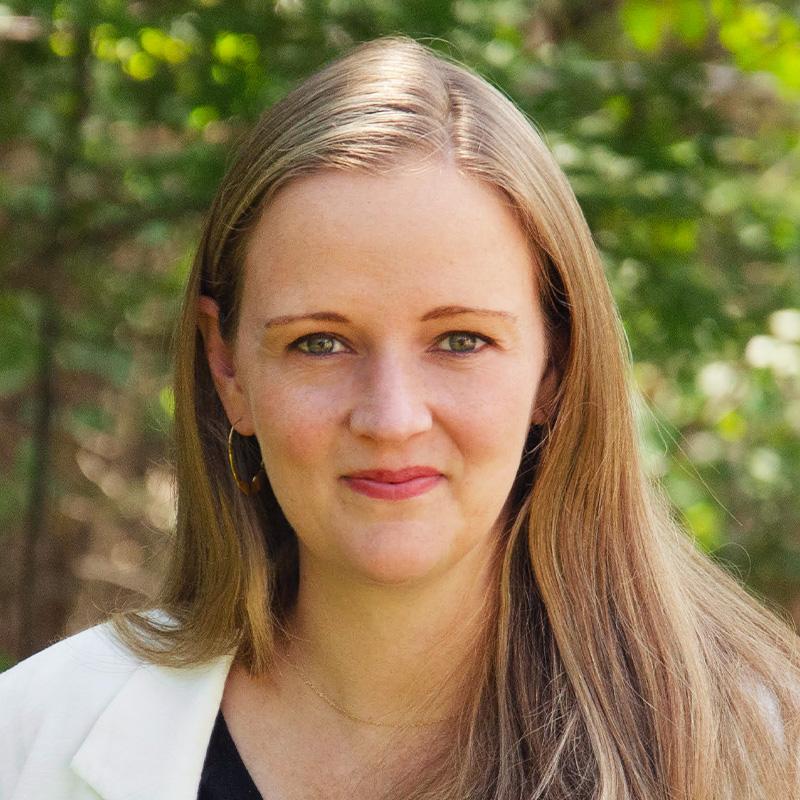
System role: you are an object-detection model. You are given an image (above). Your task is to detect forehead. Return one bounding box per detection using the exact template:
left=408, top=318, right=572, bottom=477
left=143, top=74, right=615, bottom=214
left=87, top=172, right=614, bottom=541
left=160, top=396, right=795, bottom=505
left=242, top=161, right=537, bottom=314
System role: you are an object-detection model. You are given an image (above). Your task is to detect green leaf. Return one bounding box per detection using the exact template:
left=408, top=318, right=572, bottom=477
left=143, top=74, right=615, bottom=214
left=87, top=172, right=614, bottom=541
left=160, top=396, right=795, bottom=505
left=620, top=0, right=671, bottom=52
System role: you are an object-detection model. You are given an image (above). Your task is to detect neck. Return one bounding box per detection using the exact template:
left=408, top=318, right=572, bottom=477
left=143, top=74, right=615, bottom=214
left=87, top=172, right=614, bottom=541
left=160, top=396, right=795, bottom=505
left=277, top=537, right=500, bottom=731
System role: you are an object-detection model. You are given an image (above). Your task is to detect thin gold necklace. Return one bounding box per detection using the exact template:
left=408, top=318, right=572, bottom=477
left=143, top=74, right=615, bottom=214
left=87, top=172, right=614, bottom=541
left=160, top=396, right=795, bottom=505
left=277, top=649, right=459, bottom=729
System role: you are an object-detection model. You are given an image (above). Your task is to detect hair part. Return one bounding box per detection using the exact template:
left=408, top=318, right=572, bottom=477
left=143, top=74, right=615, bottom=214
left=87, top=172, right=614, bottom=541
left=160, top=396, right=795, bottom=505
left=111, top=35, right=800, bottom=798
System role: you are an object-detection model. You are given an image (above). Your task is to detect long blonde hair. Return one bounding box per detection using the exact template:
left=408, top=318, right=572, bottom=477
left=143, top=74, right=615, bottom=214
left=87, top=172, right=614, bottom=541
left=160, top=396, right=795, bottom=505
left=111, top=35, right=800, bottom=798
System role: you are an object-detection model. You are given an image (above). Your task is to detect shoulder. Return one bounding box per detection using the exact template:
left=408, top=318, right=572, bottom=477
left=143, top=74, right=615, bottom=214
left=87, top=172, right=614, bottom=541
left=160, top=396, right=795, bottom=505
left=0, top=610, right=185, bottom=799
left=0, top=622, right=131, bottom=798
left=740, top=667, right=800, bottom=743
left=0, top=618, right=141, bottom=718
left=0, top=608, right=185, bottom=732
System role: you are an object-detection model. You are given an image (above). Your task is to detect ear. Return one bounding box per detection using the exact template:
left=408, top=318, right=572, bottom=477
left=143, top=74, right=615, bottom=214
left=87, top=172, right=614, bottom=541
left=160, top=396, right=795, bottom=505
left=530, top=355, right=560, bottom=427
left=197, top=295, right=255, bottom=436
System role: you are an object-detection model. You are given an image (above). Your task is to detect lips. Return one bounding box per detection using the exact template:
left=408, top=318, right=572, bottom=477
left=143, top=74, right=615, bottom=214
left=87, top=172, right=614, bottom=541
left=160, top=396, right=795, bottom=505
left=341, top=468, right=444, bottom=501
left=344, top=467, right=442, bottom=483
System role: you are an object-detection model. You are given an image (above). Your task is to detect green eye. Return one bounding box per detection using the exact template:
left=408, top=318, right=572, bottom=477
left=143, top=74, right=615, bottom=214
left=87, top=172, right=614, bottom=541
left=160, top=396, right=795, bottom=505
left=294, top=334, right=344, bottom=355
left=439, top=332, right=490, bottom=353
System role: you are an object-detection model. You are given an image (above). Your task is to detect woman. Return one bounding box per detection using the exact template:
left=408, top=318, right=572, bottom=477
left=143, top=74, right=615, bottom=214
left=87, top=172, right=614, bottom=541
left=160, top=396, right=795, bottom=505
left=2, top=34, right=799, bottom=800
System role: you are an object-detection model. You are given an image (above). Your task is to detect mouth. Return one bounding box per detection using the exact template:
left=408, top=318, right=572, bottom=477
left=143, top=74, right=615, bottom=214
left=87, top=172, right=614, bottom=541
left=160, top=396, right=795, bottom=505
left=343, top=467, right=442, bottom=483
left=341, top=468, right=443, bottom=501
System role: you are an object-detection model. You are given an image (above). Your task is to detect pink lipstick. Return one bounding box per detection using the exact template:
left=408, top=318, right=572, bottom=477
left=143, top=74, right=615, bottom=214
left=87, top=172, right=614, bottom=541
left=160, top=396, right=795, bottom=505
left=342, top=467, right=443, bottom=501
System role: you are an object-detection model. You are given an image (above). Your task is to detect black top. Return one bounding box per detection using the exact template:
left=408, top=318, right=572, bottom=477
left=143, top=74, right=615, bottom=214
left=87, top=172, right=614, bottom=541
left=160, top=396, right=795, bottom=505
left=198, top=710, right=263, bottom=799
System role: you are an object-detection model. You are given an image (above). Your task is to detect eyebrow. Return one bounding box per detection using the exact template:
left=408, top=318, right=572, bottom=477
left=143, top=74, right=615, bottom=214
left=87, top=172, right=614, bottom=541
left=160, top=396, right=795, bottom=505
left=261, top=305, right=518, bottom=330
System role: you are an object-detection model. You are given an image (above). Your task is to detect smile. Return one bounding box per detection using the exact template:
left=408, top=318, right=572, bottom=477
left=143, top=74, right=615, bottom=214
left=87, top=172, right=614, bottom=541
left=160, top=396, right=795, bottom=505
left=341, top=475, right=443, bottom=500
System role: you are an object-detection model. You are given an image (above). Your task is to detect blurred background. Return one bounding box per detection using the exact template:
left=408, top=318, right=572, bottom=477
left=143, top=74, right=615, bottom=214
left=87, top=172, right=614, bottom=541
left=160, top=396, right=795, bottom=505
left=1, top=0, right=799, bottom=668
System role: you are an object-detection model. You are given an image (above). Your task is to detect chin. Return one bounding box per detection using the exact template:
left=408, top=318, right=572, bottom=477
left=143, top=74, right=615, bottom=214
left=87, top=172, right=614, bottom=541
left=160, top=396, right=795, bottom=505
left=342, top=526, right=456, bottom=586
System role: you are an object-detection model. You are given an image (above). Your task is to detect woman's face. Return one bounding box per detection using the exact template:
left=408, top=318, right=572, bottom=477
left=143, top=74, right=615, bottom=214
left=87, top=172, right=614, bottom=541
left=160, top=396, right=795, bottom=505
left=200, top=159, right=555, bottom=586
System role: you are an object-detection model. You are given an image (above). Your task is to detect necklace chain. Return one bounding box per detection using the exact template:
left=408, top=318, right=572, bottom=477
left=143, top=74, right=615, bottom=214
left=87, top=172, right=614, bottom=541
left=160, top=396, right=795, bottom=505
left=277, top=649, right=458, bottom=729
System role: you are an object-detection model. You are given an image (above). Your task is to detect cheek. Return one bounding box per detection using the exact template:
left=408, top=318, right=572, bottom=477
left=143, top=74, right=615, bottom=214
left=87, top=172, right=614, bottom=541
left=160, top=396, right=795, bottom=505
left=443, top=365, right=539, bottom=526
left=246, top=371, right=343, bottom=470
left=446, top=367, right=537, bottom=459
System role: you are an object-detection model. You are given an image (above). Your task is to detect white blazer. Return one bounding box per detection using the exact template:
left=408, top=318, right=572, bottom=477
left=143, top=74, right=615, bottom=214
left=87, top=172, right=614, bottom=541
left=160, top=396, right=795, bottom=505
left=0, top=616, right=235, bottom=800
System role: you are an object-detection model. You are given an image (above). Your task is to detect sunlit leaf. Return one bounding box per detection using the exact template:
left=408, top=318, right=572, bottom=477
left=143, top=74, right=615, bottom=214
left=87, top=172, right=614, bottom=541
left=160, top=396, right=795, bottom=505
left=620, top=0, right=671, bottom=52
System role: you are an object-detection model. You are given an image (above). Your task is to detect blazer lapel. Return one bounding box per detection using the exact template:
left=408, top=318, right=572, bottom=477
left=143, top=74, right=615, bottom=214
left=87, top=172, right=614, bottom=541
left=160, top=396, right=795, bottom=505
left=70, top=651, right=235, bottom=800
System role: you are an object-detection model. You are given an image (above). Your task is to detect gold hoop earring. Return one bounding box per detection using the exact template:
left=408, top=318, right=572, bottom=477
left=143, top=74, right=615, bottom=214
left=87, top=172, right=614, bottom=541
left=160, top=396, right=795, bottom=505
left=227, top=425, right=265, bottom=496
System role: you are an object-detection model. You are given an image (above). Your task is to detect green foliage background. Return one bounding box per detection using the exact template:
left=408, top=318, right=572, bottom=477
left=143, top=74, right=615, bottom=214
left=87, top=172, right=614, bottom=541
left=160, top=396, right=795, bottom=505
left=1, top=0, right=798, bottom=663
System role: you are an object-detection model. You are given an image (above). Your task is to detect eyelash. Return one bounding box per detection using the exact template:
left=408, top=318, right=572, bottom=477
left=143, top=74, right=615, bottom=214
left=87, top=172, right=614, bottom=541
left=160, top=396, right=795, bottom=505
left=288, top=331, right=495, bottom=357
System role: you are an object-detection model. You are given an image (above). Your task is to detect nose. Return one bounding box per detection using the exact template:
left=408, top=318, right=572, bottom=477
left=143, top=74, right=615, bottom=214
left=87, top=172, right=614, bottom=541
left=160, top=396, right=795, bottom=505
left=348, top=349, right=433, bottom=442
